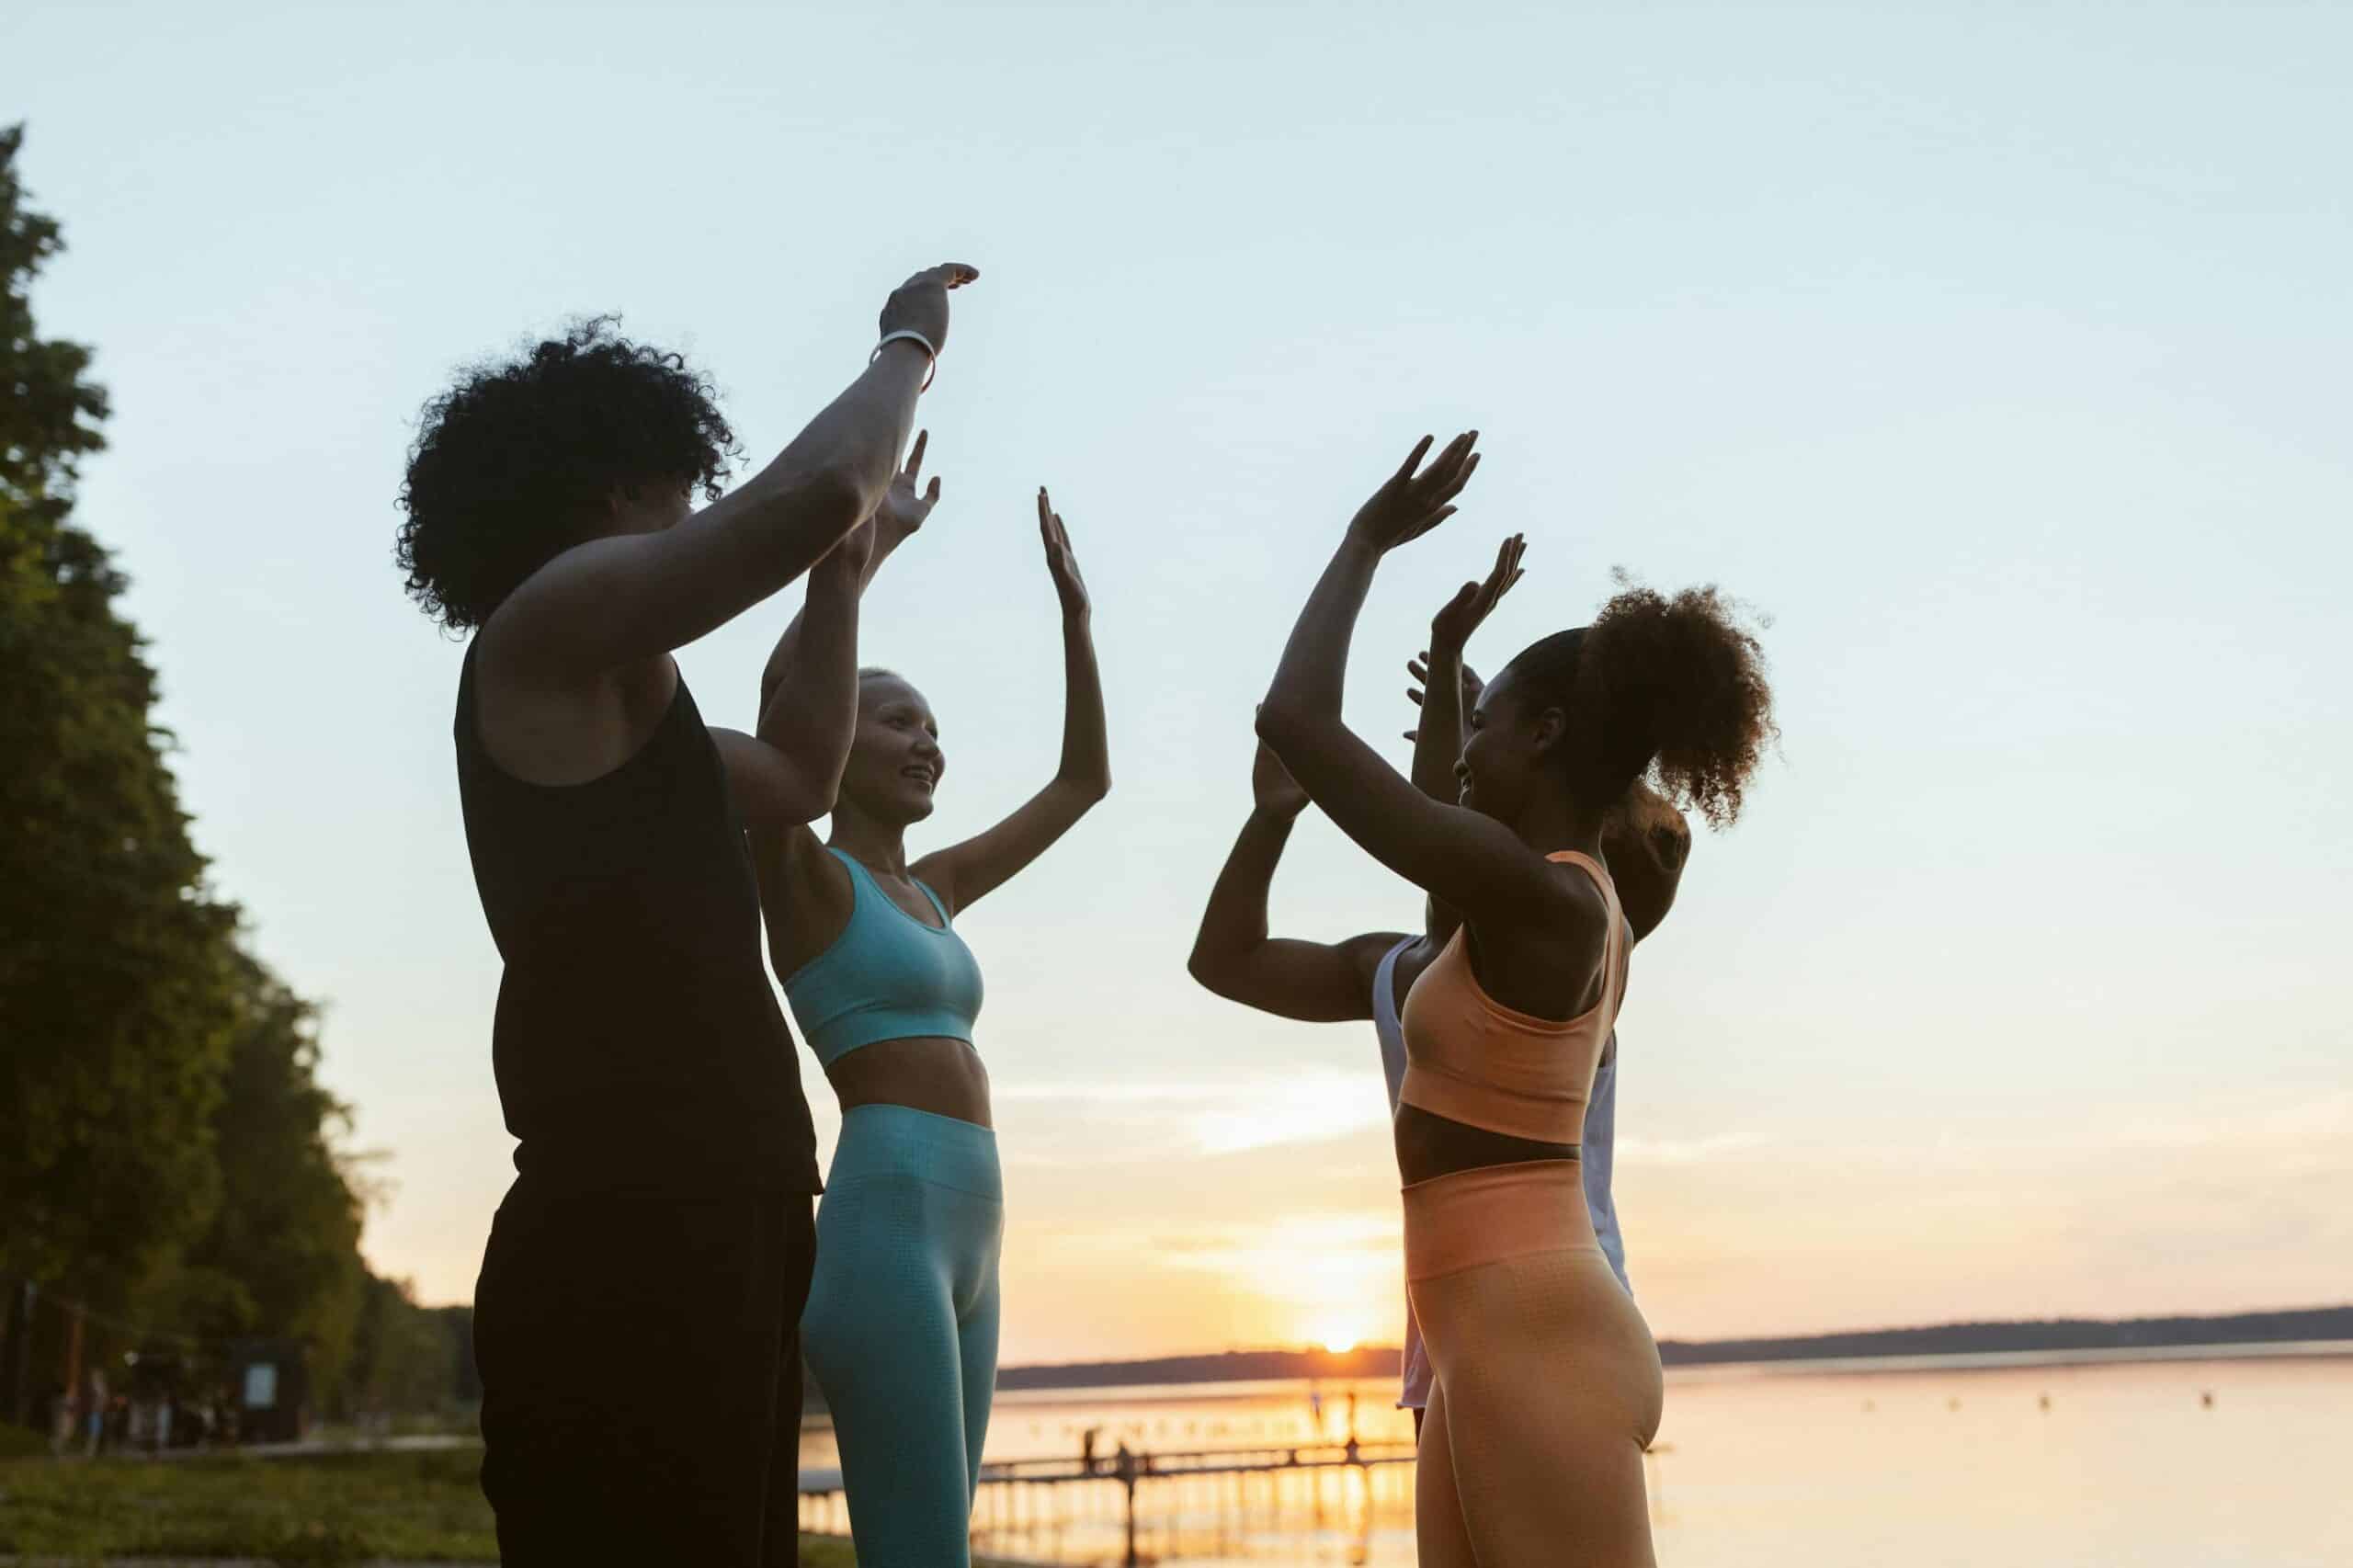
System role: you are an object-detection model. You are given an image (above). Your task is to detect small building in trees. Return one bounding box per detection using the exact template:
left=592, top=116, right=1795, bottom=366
left=228, top=1340, right=310, bottom=1444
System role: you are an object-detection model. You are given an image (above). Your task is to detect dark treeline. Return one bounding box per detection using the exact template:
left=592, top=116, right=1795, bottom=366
left=0, top=122, right=461, bottom=1437
left=1654, top=1304, right=2353, bottom=1367
left=992, top=1305, right=2353, bottom=1393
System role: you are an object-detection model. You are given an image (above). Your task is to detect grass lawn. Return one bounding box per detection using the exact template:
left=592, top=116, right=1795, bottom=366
left=0, top=1449, right=869, bottom=1565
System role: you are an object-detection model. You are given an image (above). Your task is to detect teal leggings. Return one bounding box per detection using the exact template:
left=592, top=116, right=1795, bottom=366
left=802, top=1104, right=1004, bottom=1567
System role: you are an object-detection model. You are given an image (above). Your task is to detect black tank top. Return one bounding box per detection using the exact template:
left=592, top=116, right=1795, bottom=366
left=454, top=646, right=820, bottom=1191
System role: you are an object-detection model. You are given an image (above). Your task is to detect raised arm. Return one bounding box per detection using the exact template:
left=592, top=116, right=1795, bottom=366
left=913, top=489, right=1110, bottom=915
left=1410, top=535, right=1522, bottom=802
left=757, top=430, right=940, bottom=712
left=480, top=265, right=975, bottom=687
left=709, top=517, right=875, bottom=834
left=1256, top=434, right=1571, bottom=925
left=1187, top=741, right=1407, bottom=1021
left=1404, top=534, right=1524, bottom=942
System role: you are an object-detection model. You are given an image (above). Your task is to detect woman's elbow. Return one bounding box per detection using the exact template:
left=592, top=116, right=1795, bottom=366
left=1057, top=763, right=1111, bottom=807
left=1255, top=699, right=1310, bottom=755
left=1186, top=945, right=1237, bottom=998
left=780, top=460, right=874, bottom=539
left=779, top=757, right=846, bottom=825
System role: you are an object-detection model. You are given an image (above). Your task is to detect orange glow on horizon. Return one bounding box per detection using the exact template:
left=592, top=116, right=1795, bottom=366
left=1312, top=1312, right=1374, bottom=1356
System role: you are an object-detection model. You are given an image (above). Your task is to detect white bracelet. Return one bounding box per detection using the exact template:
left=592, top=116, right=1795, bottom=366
left=872, top=329, right=938, bottom=392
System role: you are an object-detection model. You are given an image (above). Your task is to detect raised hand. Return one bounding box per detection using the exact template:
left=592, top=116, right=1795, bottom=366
left=1346, top=431, right=1482, bottom=554
left=1251, top=736, right=1311, bottom=819
left=878, top=262, right=980, bottom=354
left=1431, top=534, right=1526, bottom=653
left=875, top=428, right=942, bottom=549
left=1038, top=486, right=1090, bottom=620
left=1403, top=657, right=1484, bottom=743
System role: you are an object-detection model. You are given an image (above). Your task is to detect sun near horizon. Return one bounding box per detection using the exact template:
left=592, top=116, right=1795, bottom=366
left=1309, top=1309, right=1376, bottom=1356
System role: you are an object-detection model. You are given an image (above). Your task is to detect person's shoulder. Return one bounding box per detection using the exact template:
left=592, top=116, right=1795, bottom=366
left=1542, top=853, right=1617, bottom=926
left=469, top=619, right=681, bottom=784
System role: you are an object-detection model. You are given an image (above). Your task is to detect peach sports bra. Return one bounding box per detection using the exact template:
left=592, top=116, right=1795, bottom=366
left=1396, top=851, right=1629, bottom=1146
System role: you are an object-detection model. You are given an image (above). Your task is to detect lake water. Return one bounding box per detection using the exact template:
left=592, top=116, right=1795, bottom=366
left=800, top=1344, right=2353, bottom=1566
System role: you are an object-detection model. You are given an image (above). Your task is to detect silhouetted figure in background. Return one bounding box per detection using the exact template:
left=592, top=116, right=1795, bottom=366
left=81, top=1367, right=107, bottom=1457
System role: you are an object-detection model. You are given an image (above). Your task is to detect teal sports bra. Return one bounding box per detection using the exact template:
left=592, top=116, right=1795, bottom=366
left=782, top=848, right=985, bottom=1067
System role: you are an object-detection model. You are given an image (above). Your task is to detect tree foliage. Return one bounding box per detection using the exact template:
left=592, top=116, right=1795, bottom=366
left=0, top=121, right=241, bottom=1304
left=341, top=1277, right=464, bottom=1420
left=176, top=953, right=369, bottom=1390
left=1, top=125, right=471, bottom=1421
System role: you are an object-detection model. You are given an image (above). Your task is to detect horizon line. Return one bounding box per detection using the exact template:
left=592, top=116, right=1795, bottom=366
left=988, top=1299, right=2353, bottom=1374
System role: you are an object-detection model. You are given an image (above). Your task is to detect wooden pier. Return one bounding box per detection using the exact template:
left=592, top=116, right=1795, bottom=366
left=801, top=1435, right=1420, bottom=1566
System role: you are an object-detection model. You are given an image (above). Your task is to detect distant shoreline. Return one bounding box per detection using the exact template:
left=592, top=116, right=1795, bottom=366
left=987, top=1304, right=2353, bottom=1395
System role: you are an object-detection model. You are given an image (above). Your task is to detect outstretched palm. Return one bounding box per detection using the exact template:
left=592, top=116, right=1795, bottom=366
left=1039, top=486, right=1089, bottom=619
left=1402, top=656, right=1484, bottom=743
left=876, top=428, right=942, bottom=548
left=1347, top=431, right=1482, bottom=553
left=1431, top=533, right=1526, bottom=652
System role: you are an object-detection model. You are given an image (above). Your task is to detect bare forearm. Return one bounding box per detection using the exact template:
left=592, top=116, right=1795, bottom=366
left=1411, top=642, right=1469, bottom=943
left=756, top=558, right=859, bottom=803
left=673, top=342, right=927, bottom=598
left=1188, top=807, right=1295, bottom=981
left=905, top=609, right=1108, bottom=915
left=1412, top=642, right=1465, bottom=803
left=1056, top=612, right=1111, bottom=798
left=1260, top=539, right=1380, bottom=753
left=492, top=347, right=926, bottom=688
left=758, top=342, right=926, bottom=529
left=759, top=525, right=909, bottom=709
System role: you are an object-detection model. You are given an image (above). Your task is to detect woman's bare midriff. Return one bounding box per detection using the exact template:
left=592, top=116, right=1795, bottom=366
left=825, top=1036, right=993, bottom=1128
left=1393, top=1102, right=1578, bottom=1187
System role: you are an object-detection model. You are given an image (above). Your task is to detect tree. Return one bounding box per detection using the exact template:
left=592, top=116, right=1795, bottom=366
left=2, top=126, right=451, bottom=1431
left=0, top=121, right=241, bottom=1307
left=168, top=952, right=369, bottom=1392
left=339, top=1275, right=461, bottom=1422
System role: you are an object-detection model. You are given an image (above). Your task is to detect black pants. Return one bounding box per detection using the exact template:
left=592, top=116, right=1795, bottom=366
left=474, top=1177, right=816, bottom=1567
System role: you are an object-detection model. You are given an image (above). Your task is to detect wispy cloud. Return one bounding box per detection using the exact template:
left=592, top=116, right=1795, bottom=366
left=996, top=1070, right=1392, bottom=1158
left=1616, top=1131, right=1768, bottom=1165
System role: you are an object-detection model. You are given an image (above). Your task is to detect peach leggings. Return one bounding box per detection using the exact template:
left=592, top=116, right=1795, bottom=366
left=1404, top=1161, right=1663, bottom=1568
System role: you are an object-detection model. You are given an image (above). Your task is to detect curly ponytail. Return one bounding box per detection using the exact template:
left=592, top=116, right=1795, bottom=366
left=1509, top=578, right=1776, bottom=830
left=1581, top=578, right=1774, bottom=828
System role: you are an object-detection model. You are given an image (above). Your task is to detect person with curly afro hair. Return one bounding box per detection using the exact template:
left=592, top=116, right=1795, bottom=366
left=1256, top=434, right=1774, bottom=1568
left=405, top=263, right=976, bottom=1568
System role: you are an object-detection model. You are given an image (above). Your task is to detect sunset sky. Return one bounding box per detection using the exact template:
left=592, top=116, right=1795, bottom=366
left=7, top=1, right=2347, bottom=1366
